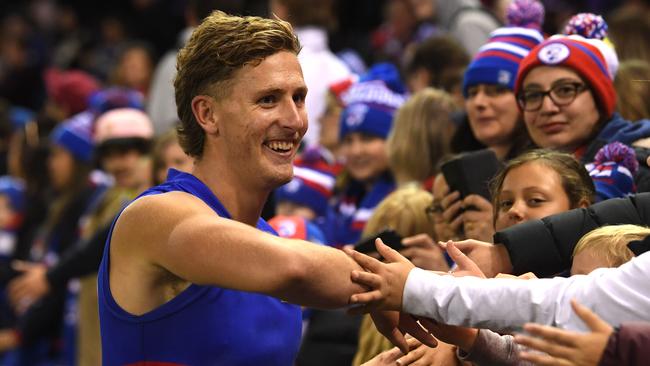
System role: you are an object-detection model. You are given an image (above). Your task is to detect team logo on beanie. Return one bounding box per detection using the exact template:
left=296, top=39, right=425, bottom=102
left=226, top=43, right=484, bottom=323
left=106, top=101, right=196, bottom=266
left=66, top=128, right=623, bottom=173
left=344, top=104, right=369, bottom=128
left=538, top=43, right=570, bottom=65
left=498, top=70, right=512, bottom=85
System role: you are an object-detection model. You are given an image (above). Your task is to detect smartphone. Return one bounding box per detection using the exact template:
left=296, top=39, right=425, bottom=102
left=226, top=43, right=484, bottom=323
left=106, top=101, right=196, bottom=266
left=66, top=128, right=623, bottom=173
left=353, top=229, right=404, bottom=254
left=440, top=149, right=502, bottom=202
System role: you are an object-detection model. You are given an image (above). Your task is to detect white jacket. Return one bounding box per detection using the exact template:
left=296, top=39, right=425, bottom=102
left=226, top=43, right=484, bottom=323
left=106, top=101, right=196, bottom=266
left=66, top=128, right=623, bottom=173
left=403, top=252, right=650, bottom=332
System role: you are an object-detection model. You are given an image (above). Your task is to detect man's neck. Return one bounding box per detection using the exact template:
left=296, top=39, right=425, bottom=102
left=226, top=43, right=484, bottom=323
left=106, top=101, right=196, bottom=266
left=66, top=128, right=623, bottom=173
left=192, top=160, right=268, bottom=226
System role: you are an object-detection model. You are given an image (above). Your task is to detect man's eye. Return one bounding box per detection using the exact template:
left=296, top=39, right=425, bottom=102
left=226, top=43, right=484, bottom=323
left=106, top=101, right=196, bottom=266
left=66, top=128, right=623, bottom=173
left=293, top=93, right=306, bottom=105
left=259, top=95, right=276, bottom=105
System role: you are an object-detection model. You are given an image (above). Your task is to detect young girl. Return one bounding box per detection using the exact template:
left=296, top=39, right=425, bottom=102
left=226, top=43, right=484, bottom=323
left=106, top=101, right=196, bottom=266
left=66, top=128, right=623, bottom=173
left=491, top=149, right=595, bottom=231
left=360, top=149, right=597, bottom=365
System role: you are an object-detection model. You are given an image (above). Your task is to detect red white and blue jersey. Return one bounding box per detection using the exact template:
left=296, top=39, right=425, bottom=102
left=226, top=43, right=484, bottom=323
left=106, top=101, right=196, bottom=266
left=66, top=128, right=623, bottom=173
left=330, top=173, right=394, bottom=245
left=98, top=169, right=302, bottom=366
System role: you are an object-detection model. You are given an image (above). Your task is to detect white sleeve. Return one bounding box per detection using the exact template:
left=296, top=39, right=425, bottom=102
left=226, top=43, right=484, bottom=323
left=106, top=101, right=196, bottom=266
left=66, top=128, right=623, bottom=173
left=402, top=252, right=650, bottom=332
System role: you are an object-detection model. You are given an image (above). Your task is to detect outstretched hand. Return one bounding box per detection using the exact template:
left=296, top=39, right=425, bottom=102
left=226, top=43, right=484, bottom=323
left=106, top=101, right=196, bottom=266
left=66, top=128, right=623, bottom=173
left=345, top=238, right=415, bottom=312
left=369, top=311, right=438, bottom=354
left=514, top=300, right=613, bottom=366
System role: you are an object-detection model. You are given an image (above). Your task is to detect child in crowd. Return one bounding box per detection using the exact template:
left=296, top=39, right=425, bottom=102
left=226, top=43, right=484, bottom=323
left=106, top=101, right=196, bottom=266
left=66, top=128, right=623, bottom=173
left=151, top=129, right=194, bottom=186
left=330, top=64, right=407, bottom=245
left=361, top=149, right=597, bottom=365
left=491, top=149, right=596, bottom=231
left=571, top=224, right=650, bottom=275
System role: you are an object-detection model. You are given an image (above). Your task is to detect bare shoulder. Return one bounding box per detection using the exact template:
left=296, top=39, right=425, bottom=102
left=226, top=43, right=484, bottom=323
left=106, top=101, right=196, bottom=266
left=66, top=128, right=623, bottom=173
left=108, top=191, right=218, bottom=314
left=111, top=191, right=216, bottom=264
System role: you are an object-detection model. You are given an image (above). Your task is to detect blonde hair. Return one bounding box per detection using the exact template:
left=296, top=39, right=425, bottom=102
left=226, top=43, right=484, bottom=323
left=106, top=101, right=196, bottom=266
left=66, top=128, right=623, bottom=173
left=573, top=224, right=650, bottom=267
left=354, top=184, right=435, bottom=366
left=361, top=184, right=435, bottom=240
left=614, top=59, right=650, bottom=122
left=387, top=88, right=457, bottom=186
left=174, top=10, right=300, bottom=158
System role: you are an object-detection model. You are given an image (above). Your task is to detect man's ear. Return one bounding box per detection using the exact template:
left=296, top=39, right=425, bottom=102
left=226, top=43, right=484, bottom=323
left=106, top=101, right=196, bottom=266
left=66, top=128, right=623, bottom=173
left=191, top=95, right=220, bottom=136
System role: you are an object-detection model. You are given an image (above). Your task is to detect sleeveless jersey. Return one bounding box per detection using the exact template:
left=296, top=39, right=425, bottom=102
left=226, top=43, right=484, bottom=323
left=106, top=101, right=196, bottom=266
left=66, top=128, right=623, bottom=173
left=98, top=169, right=302, bottom=365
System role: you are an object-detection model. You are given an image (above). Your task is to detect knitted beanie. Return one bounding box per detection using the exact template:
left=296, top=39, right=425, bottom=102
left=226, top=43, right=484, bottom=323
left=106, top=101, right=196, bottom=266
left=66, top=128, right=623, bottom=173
left=585, top=142, right=637, bottom=201
left=50, top=111, right=95, bottom=162
left=462, top=0, right=545, bottom=96
left=44, top=69, right=100, bottom=115
left=515, top=36, right=617, bottom=119
left=94, top=108, right=154, bottom=145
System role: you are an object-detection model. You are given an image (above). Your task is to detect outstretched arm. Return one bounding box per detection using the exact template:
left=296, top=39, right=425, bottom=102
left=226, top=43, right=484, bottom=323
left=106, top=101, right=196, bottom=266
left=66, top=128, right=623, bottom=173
left=111, top=191, right=366, bottom=310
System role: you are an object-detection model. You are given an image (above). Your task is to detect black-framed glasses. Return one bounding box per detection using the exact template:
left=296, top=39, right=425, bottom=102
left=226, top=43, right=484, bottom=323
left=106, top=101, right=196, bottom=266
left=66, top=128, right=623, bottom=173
left=517, top=82, right=588, bottom=112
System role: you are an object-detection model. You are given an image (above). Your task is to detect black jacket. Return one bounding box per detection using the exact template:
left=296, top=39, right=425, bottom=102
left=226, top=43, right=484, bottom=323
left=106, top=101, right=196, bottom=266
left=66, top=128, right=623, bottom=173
left=494, top=193, right=650, bottom=277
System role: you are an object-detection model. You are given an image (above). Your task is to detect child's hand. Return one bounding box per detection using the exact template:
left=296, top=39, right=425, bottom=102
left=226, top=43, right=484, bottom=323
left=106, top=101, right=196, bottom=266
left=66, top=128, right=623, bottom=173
left=345, top=238, right=415, bottom=312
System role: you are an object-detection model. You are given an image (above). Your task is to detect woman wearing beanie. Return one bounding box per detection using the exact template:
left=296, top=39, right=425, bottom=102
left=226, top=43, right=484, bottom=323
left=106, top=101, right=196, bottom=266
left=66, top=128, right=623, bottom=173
left=515, top=35, right=650, bottom=192
left=435, top=0, right=543, bottom=244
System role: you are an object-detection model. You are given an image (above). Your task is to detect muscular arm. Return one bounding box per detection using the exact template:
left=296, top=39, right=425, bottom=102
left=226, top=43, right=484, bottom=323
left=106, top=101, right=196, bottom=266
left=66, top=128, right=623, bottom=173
left=110, top=191, right=364, bottom=314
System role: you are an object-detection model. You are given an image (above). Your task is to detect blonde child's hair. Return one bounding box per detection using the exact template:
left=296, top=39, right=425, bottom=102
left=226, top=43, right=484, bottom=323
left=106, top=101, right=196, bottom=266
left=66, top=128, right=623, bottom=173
left=354, top=184, right=436, bottom=366
left=573, top=224, right=650, bottom=267
left=361, top=184, right=435, bottom=239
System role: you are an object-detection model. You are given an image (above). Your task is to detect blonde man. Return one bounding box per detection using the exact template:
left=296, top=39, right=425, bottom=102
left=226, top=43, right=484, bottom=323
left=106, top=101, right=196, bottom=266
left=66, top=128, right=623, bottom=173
left=97, top=11, right=433, bottom=365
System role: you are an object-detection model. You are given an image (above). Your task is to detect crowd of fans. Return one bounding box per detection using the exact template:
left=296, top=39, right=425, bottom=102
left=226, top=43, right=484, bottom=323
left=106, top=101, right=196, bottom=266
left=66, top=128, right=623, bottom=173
left=1, top=0, right=650, bottom=365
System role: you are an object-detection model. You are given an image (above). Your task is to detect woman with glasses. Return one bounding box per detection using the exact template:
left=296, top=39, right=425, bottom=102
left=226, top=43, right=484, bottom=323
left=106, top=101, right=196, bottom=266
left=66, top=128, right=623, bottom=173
left=514, top=36, right=650, bottom=192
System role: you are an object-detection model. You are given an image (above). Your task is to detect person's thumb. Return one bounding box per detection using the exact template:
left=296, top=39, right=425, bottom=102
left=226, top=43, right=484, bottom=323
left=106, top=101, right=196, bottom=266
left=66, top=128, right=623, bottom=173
left=447, top=242, right=485, bottom=278
left=376, top=238, right=409, bottom=263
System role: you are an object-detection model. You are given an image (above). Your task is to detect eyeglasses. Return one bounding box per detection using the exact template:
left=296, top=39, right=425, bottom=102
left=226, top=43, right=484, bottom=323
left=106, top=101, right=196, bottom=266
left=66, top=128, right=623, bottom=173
left=517, top=82, right=588, bottom=112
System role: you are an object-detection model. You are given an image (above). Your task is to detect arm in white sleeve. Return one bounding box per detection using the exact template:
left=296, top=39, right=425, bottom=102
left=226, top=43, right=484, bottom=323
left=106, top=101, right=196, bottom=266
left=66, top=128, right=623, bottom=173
left=402, top=252, right=650, bottom=332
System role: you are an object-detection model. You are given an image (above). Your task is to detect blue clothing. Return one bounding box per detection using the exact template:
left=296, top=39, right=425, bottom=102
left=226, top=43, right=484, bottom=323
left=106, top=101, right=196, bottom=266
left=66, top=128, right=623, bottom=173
left=98, top=169, right=302, bottom=366
left=583, top=113, right=650, bottom=163
left=331, top=173, right=395, bottom=245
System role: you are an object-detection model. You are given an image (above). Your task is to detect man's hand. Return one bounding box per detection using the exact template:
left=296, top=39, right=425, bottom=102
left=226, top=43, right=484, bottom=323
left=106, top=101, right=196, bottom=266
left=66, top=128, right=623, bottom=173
left=8, top=261, right=50, bottom=314
left=445, top=239, right=512, bottom=277
left=514, top=300, right=613, bottom=366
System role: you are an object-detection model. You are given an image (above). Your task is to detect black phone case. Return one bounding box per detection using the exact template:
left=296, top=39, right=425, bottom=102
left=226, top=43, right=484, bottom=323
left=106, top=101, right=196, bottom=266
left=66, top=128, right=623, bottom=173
left=440, top=149, right=502, bottom=201
left=354, top=229, right=404, bottom=254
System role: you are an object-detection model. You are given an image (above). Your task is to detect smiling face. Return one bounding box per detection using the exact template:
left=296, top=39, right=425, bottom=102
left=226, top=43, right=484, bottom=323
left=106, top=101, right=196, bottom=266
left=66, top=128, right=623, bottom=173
left=209, top=51, right=308, bottom=191
left=521, top=66, right=601, bottom=151
left=341, top=132, right=389, bottom=183
left=494, top=161, right=572, bottom=231
left=465, top=84, right=521, bottom=150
